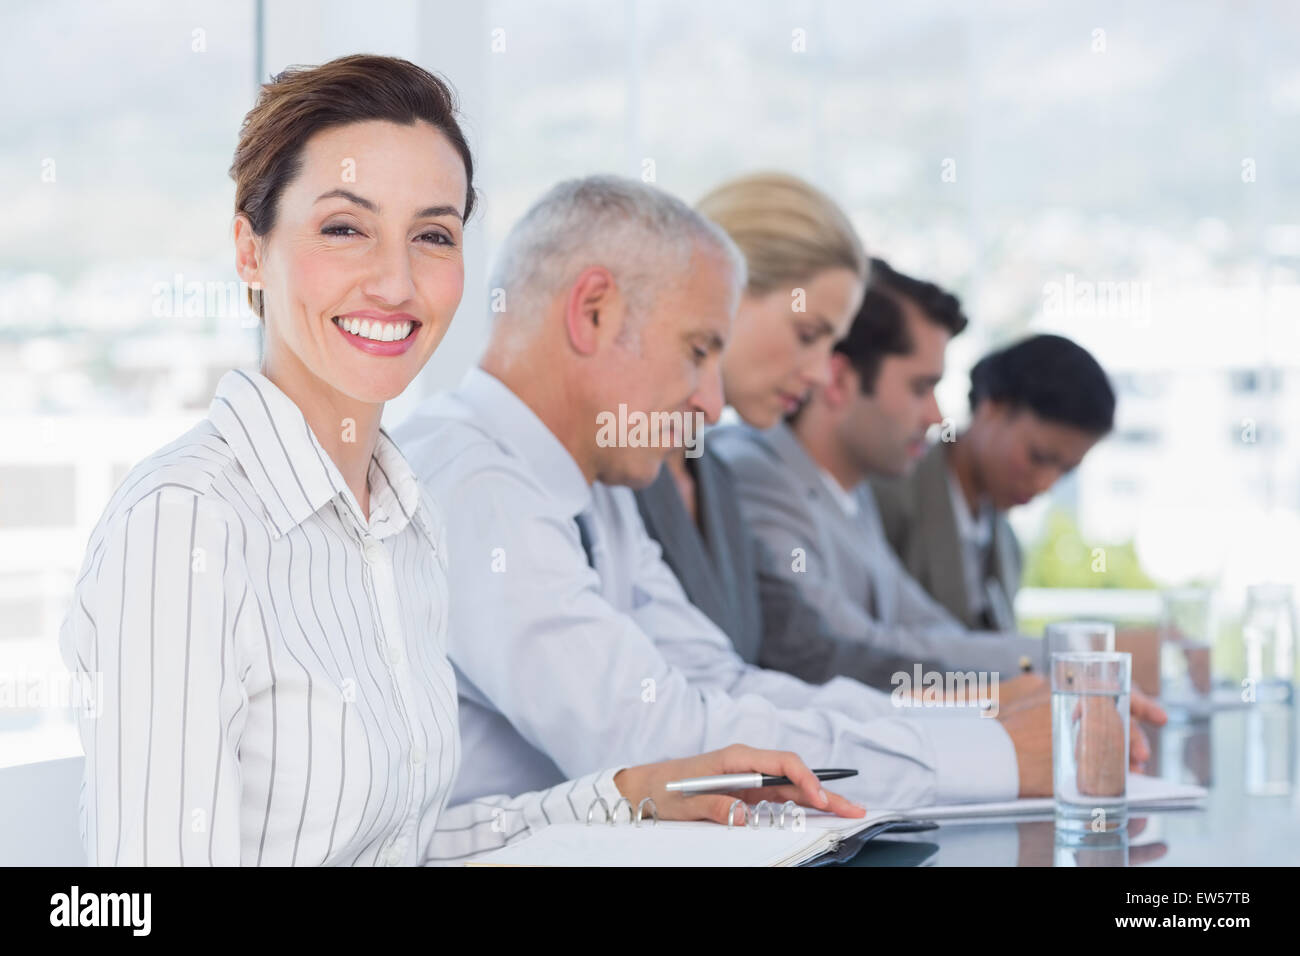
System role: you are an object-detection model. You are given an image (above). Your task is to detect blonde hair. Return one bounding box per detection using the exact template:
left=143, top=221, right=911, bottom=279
left=695, top=171, right=867, bottom=297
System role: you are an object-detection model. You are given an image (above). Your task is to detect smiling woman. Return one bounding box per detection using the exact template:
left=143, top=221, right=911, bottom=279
left=245, top=121, right=463, bottom=379
left=227, top=57, right=476, bottom=513
left=56, top=53, right=857, bottom=868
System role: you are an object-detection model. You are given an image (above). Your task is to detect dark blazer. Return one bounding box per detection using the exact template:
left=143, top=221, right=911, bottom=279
left=634, top=446, right=926, bottom=688
left=869, top=442, right=1022, bottom=632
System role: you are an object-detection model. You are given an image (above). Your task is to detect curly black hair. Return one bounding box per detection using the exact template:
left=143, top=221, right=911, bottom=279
left=969, top=334, right=1115, bottom=433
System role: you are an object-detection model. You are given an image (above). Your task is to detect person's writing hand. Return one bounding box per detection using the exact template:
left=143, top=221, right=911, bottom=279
left=996, top=673, right=1049, bottom=712
left=612, top=744, right=866, bottom=824
left=998, top=698, right=1053, bottom=797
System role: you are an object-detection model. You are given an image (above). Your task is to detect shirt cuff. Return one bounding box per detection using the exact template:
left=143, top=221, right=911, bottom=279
left=925, top=716, right=1019, bottom=805
left=583, top=766, right=628, bottom=822
left=973, top=633, right=1044, bottom=676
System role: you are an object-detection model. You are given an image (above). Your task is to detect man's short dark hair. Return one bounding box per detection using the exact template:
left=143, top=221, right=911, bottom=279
left=968, top=334, right=1115, bottom=433
left=833, top=258, right=969, bottom=394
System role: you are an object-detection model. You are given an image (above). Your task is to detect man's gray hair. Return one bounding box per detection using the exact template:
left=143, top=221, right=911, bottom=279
left=488, top=175, right=747, bottom=329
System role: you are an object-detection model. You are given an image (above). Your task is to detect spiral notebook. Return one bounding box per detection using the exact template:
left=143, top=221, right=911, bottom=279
left=464, top=805, right=913, bottom=867
left=463, top=774, right=1206, bottom=867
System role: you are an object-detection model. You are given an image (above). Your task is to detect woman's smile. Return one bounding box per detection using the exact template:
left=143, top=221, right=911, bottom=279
left=331, top=308, right=422, bottom=356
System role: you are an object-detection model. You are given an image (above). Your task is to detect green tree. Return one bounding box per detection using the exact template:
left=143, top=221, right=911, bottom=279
left=1021, top=509, right=1156, bottom=590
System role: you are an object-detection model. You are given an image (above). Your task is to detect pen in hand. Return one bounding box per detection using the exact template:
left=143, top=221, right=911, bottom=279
left=665, top=768, right=858, bottom=794
left=616, top=747, right=865, bottom=823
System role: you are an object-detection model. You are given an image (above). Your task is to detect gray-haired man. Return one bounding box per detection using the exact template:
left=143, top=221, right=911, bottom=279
left=394, top=176, right=1053, bottom=810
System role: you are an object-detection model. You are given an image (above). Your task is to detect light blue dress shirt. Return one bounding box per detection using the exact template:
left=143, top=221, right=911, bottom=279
left=393, top=368, right=1019, bottom=810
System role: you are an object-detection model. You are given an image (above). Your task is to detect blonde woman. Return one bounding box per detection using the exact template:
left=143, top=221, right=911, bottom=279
left=633, top=172, right=917, bottom=685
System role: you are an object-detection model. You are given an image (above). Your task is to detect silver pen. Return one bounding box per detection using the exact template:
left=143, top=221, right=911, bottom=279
left=665, top=769, right=857, bottom=794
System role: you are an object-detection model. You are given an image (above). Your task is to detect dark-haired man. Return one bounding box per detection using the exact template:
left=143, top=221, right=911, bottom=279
left=871, top=334, right=1114, bottom=630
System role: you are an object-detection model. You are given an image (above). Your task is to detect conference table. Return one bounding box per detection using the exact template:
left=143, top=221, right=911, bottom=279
left=836, top=691, right=1299, bottom=866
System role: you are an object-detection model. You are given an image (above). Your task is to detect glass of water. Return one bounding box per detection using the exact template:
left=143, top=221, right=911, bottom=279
left=1242, top=583, right=1297, bottom=693
left=1242, top=584, right=1296, bottom=796
left=1159, top=586, right=1213, bottom=699
left=1046, top=620, right=1115, bottom=656
left=1052, top=651, right=1131, bottom=836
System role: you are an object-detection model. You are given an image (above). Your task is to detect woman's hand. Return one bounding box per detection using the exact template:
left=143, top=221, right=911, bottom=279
left=612, top=744, right=866, bottom=825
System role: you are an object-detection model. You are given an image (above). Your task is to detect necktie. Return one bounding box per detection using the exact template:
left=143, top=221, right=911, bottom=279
left=574, top=511, right=597, bottom=570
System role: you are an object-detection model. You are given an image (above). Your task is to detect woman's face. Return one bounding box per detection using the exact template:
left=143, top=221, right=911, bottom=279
left=971, top=403, right=1102, bottom=509
left=720, top=267, right=863, bottom=429
left=235, top=118, right=468, bottom=404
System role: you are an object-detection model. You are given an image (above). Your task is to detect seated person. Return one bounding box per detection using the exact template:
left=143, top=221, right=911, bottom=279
left=637, top=171, right=942, bottom=688
left=870, top=334, right=1114, bottom=631
left=58, top=55, right=859, bottom=867
left=711, top=261, right=1162, bottom=751
left=711, top=261, right=1043, bottom=676
left=396, top=176, right=1061, bottom=813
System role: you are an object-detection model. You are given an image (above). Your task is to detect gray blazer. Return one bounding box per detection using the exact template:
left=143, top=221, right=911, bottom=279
left=634, top=448, right=926, bottom=688
left=709, top=422, right=1043, bottom=678
left=869, top=442, right=1021, bottom=632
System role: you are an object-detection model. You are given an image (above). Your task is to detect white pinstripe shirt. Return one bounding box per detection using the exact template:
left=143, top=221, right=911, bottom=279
left=59, top=368, right=624, bottom=866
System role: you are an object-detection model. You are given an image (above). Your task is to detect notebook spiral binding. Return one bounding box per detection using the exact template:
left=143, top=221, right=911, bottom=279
left=586, top=796, right=659, bottom=826
left=584, top=796, right=807, bottom=830
left=725, top=799, right=807, bottom=830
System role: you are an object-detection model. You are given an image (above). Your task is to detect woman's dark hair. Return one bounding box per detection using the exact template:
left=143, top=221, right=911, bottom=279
left=833, top=258, right=969, bottom=394
left=969, top=334, right=1115, bottom=433
left=229, top=54, right=476, bottom=317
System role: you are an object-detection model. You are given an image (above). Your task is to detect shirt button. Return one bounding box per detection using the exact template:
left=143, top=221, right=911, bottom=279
left=363, top=536, right=385, bottom=563
left=387, top=644, right=404, bottom=666
left=410, top=746, right=425, bottom=767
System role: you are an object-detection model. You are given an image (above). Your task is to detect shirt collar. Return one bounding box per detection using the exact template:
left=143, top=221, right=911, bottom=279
left=454, top=366, right=593, bottom=520
left=209, top=368, right=426, bottom=540
left=944, top=457, right=994, bottom=547
left=816, top=466, right=861, bottom=517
